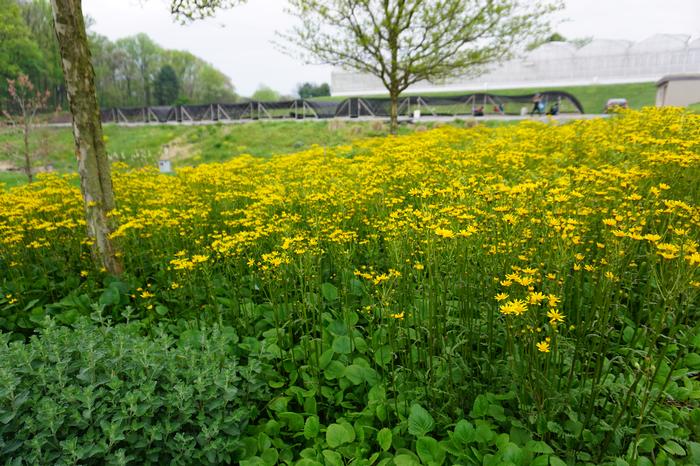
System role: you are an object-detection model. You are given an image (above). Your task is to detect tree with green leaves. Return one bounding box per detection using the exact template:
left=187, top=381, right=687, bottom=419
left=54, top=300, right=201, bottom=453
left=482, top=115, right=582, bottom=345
left=251, top=84, right=280, bottom=102
left=281, top=0, right=561, bottom=132
left=297, top=82, right=330, bottom=99
left=154, top=64, right=180, bottom=105
left=0, top=0, right=43, bottom=90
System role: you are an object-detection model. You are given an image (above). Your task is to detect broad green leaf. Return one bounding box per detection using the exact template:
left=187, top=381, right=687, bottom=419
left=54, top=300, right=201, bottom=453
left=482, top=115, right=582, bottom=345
left=377, top=427, right=392, bottom=451
left=525, top=440, right=553, bottom=454
left=321, top=283, right=338, bottom=301
left=278, top=412, right=304, bottom=432
left=324, top=360, right=345, bottom=380
left=322, top=450, right=343, bottom=466
left=530, top=456, right=550, bottom=466
left=408, top=404, right=434, bottom=437
left=416, top=436, right=445, bottom=465
left=326, top=423, right=354, bottom=448
left=268, top=397, right=290, bottom=412
left=471, top=394, right=489, bottom=418
left=261, top=448, right=278, bottom=466
left=332, top=335, right=352, bottom=354
left=374, top=345, right=393, bottom=366
left=304, top=416, right=320, bottom=439
left=344, top=364, right=365, bottom=384
left=393, top=454, right=421, bottom=466
left=453, top=420, right=475, bottom=444
left=549, top=456, right=567, bottom=466
left=662, top=440, right=686, bottom=456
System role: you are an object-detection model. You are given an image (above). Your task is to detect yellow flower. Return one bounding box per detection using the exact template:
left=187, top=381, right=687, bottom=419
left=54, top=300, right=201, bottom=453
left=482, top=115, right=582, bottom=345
left=528, top=291, right=546, bottom=305
left=547, top=294, right=560, bottom=307
left=390, top=312, right=404, bottom=319
left=499, top=299, right=528, bottom=316
left=80, top=270, right=89, bottom=277
left=547, top=308, right=565, bottom=325
left=140, top=291, right=155, bottom=299
left=536, top=340, right=551, bottom=353
left=494, top=293, right=509, bottom=302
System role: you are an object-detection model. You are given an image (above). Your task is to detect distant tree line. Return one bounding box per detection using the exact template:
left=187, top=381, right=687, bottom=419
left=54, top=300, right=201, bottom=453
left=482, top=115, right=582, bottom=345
left=1, top=0, right=237, bottom=110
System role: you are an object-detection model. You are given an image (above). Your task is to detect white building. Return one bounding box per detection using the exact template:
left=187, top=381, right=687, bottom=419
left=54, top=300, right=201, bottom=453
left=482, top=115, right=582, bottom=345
left=331, top=34, right=700, bottom=96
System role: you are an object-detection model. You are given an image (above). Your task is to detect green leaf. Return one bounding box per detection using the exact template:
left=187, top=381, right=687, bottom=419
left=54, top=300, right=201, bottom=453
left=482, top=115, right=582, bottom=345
left=471, top=394, right=489, bottom=418
left=155, top=305, right=169, bottom=316
left=304, top=416, right=320, bottom=439
left=374, top=345, right=393, bottom=366
left=328, top=320, right=347, bottom=336
left=525, top=440, right=553, bottom=454
left=99, top=285, right=121, bottom=307
left=377, top=427, right=392, bottom=451
left=393, top=454, right=421, bottom=466
left=501, top=442, right=522, bottom=464
left=416, top=436, right=445, bottom=465
left=453, top=420, right=475, bottom=444
left=549, top=456, right=567, bottom=466
left=326, top=423, right=354, bottom=448
left=324, top=361, right=345, bottom=380
left=278, top=412, right=304, bottom=432
left=662, top=441, right=686, bottom=456
left=322, top=450, right=343, bottom=466
left=268, top=397, right=290, bottom=412
left=344, top=364, right=365, bottom=384
left=530, top=456, right=550, bottom=466
left=319, top=348, right=334, bottom=369
left=408, top=404, right=434, bottom=437
left=261, top=448, right=279, bottom=466
left=321, top=283, right=338, bottom=301
left=332, top=335, right=352, bottom=354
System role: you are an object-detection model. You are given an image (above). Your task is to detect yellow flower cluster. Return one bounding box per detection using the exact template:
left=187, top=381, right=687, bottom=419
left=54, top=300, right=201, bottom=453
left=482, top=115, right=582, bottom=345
left=0, top=108, right=697, bottom=322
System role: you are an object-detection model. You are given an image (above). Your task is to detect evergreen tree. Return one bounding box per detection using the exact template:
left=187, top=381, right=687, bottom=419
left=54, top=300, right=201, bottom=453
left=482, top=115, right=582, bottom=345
left=154, top=64, right=179, bottom=105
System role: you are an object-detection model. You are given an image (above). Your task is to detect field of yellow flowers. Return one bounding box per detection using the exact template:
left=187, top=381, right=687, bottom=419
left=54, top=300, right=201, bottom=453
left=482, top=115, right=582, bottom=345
left=1, top=108, right=699, bottom=465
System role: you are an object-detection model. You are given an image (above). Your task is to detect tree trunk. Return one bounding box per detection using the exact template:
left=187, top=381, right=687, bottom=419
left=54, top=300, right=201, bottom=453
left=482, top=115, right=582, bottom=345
left=23, top=119, right=33, bottom=183
left=50, top=0, right=123, bottom=275
left=389, top=91, right=399, bottom=135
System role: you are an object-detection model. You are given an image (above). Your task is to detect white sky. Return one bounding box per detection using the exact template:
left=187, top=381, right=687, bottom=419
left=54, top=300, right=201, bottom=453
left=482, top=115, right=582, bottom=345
left=82, top=0, right=700, bottom=96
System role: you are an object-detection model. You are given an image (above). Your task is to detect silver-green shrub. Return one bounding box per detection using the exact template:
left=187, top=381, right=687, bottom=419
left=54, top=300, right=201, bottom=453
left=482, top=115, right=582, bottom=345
left=0, top=319, right=270, bottom=465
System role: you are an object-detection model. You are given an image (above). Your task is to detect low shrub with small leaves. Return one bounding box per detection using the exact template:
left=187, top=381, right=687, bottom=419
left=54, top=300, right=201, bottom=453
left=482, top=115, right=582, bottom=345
left=0, top=319, right=272, bottom=465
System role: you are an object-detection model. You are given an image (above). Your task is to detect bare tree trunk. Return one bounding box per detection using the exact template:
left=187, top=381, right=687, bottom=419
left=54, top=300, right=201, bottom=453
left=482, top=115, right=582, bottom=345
left=50, top=0, right=123, bottom=275
left=22, top=119, right=33, bottom=183
left=389, top=91, right=399, bottom=135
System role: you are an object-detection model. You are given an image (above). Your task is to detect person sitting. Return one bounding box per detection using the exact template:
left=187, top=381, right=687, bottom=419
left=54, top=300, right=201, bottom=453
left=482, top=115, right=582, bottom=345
left=473, top=105, right=484, bottom=117
left=547, top=102, right=560, bottom=116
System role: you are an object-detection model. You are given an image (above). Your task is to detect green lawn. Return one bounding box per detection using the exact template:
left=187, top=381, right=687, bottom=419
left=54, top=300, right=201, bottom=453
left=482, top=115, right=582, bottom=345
left=313, top=81, right=658, bottom=113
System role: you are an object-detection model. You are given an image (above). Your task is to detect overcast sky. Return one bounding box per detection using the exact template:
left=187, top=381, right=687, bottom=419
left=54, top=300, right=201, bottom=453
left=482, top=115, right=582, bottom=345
left=82, top=0, right=700, bottom=96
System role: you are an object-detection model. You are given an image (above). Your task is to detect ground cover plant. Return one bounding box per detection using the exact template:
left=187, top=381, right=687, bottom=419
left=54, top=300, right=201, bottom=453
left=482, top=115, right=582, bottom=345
left=1, top=108, right=699, bottom=465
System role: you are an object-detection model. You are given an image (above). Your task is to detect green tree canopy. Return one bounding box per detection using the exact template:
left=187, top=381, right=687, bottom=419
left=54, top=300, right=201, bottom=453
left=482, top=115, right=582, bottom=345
left=280, top=0, right=561, bottom=132
left=297, top=82, right=330, bottom=99
left=0, top=0, right=43, bottom=92
left=154, top=64, right=180, bottom=105
left=251, top=84, right=280, bottom=102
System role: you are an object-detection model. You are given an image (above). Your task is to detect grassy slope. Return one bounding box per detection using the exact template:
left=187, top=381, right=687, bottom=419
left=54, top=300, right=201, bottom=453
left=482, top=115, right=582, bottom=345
left=314, top=82, right=658, bottom=113
left=0, top=120, right=429, bottom=188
